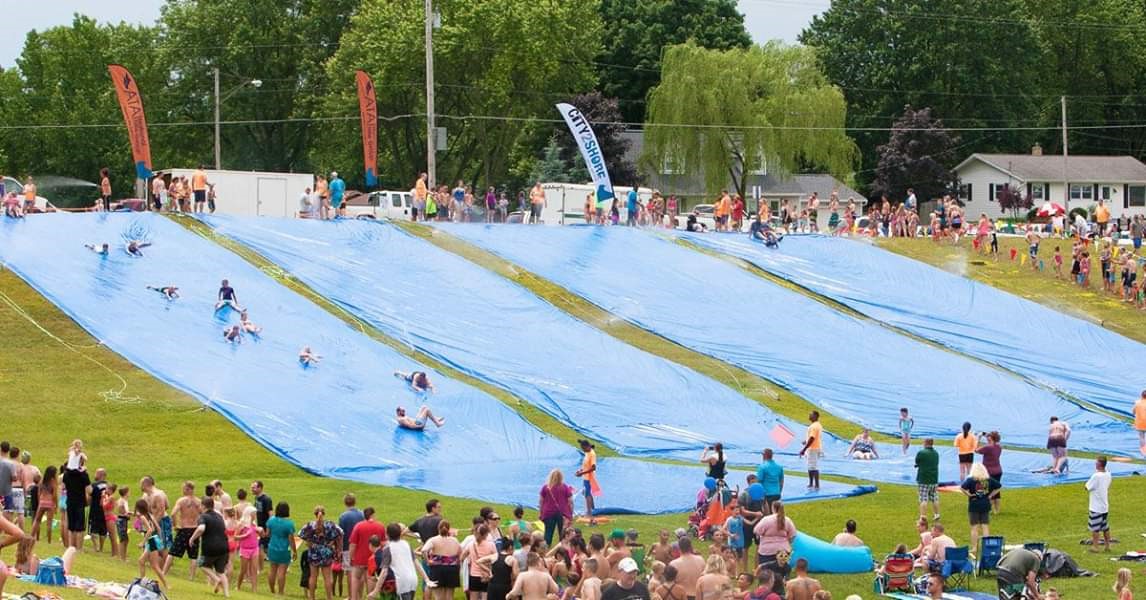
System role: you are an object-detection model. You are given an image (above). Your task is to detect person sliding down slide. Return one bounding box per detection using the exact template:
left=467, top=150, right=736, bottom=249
left=240, top=310, right=262, bottom=334
left=298, top=346, right=320, bottom=366
left=84, top=243, right=110, bottom=256
left=844, top=429, right=879, bottom=460
left=146, top=285, right=180, bottom=300
left=223, top=325, right=242, bottom=344
left=396, top=406, right=445, bottom=430
left=749, top=218, right=782, bottom=248
left=215, top=279, right=242, bottom=311
left=125, top=240, right=152, bottom=257
left=395, top=370, right=435, bottom=394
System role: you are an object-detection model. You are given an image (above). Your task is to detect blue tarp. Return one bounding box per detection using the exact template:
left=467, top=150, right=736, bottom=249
left=199, top=216, right=1138, bottom=487
left=436, top=224, right=1140, bottom=460
left=684, top=232, right=1146, bottom=422
left=0, top=213, right=871, bottom=513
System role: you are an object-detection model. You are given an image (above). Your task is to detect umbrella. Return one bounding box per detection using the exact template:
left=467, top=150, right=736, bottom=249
left=1036, top=202, right=1065, bottom=217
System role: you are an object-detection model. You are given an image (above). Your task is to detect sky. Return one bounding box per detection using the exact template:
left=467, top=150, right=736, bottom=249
left=0, top=0, right=824, bottom=70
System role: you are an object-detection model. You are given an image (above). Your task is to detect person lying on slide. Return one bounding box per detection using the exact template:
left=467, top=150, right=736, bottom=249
left=223, top=325, right=242, bottom=344
left=240, top=310, right=262, bottom=334
left=749, top=218, right=781, bottom=247
left=299, top=346, right=321, bottom=366
left=125, top=240, right=153, bottom=257
left=215, top=279, right=242, bottom=311
left=84, top=243, right=110, bottom=256
left=396, top=406, right=445, bottom=430
left=146, top=285, right=180, bottom=300
left=844, top=429, right=879, bottom=460
left=395, top=370, right=435, bottom=394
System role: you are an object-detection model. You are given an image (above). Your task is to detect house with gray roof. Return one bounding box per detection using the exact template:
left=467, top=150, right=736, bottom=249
left=953, top=146, right=1146, bottom=218
left=620, top=130, right=864, bottom=213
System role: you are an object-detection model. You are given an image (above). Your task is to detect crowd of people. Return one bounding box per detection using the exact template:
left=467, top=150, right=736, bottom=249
left=0, top=426, right=1125, bottom=600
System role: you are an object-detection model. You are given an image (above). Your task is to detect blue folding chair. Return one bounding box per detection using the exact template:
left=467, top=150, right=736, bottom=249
left=941, top=546, right=974, bottom=591
left=1023, top=542, right=1046, bottom=554
left=978, top=536, right=1005, bottom=576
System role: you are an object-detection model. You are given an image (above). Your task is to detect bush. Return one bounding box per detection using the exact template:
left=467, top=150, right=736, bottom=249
left=1069, top=207, right=1088, bottom=222
left=1026, top=208, right=1039, bottom=221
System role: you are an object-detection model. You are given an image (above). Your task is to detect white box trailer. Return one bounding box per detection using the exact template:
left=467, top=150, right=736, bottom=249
left=539, top=182, right=654, bottom=225
left=153, top=169, right=314, bottom=218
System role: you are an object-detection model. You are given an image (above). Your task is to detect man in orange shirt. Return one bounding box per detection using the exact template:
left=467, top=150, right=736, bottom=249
left=192, top=165, right=209, bottom=213
left=798, top=411, right=823, bottom=490
left=1096, top=199, right=1111, bottom=236
left=715, top=191, right=731, bottom=232
left=1135, top=390, right=1146, bottom=453
left=413, top=172, right=428, bottom=222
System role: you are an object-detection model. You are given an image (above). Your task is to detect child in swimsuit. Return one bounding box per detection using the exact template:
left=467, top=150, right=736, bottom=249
left=298, top=346, right=320, bottom=366
left=1053, top=247, right=1063, bottom=279
left=224, top=325, right=242, bottom=344
left=215, top=279, right=241, bottom=311
left=898, top=408, right=913, bottom=455
left=240, top=310, right=262, bottom=334
left=85, top=243, right=110, bottom=256
left=125, top=240, right=152, bottom=257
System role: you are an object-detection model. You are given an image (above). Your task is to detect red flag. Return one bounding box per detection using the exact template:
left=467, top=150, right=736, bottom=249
left=355, top=70, right=378, bottom=187
left=107, top=65, right=153, bottom=179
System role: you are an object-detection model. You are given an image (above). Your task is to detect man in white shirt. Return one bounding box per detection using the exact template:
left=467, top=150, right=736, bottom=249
left=1085, top=456, right=1112, bottom=551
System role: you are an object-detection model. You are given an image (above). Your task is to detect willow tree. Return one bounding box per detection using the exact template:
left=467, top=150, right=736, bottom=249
left=643, top=42, right=857, bottom=199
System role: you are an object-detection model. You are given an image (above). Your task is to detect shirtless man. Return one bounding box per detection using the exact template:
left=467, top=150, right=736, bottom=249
left=587, top=534, right=610, bottom=582
left=140, top=477, right=172, bottom=560
left=579, top=558, right=603, bottom=600
left=649, top=530, right=674, bottom=565
left=164, top=481, right=203, bottom=580
left=783, top=559, right=821, bottom=600
left=298, top=346, right=320, bottom=366
left=223, top=325, right=242, bottom=344
left=1048, top=417, right=1072, bottom=474
left=395, top=370, right=435, bottom=394
left=507, top=552, right=559, bottom=600
left=606, top=529, right=631, bottom=580
left=396, top=406, right=445, bottom=430
left=669, top=537, right=705, bottom=600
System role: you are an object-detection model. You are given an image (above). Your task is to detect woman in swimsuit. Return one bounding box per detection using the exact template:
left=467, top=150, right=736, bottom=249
left=134, top=498, right=168, bottom=590
left=14, top=537, right=78, bottom=577
left=421, top=520, right=462, bottom=600
left=695, top=554, right=731, bottom=600
left=125, top=240, right=152, bottom=257
left=31, top=466, right=58, bottom=543
left=700, top=443, right=727, bottom=482
left=1047, top=417, right=1071, bottom=474
left=655, top=564, right=687, bottom=600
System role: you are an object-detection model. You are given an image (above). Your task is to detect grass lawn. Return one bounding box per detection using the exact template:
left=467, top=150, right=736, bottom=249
left=879, top=234, right=1146, bottom=345
left=1, top=225, right=1145, bottom=598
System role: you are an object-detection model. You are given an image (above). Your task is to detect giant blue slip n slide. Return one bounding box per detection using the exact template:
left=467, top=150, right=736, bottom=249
left=0, top=213, right=873, bottom=513
left=201, top=216, right=1139, bottom=487
left=435, top=223, right=1142, bottom=462
left=683, top=231, right=1146, bottom=420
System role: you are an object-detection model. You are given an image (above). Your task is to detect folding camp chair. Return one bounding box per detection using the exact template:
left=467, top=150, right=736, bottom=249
left=941, top=546, right=974, bottom=591
left=978, top=536, right=1004, bottom=575
left=1022, top=542, right=1046, bottom=554
left=874, top=554, right=916, bottom=593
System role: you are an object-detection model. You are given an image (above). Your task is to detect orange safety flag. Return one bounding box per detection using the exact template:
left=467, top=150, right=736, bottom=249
left=355, top=70, right=378, bottom=187
left=107, top=64, right=153, bottom=179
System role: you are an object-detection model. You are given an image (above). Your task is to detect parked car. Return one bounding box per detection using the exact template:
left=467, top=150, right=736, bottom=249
left=3, top=176, right=56, bottom=213
left=343, top=190, right=414, bottom=220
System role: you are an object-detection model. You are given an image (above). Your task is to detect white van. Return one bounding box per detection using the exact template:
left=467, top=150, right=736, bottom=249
left=342, top=190, right=414, bottom=220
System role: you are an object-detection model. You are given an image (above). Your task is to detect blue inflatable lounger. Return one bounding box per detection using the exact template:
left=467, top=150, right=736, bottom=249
left=788, top=532, right=873, bottom=574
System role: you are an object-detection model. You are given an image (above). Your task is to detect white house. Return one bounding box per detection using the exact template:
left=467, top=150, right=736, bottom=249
left=954, top=147, right=1146, bottom=218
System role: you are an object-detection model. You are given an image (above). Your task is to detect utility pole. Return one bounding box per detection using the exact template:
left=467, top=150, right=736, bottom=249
left=1061, top=95, right=1069, bottom=213
left=214, top=67, right=221, bottom=170
left=424, top=0, right=436, bottom=188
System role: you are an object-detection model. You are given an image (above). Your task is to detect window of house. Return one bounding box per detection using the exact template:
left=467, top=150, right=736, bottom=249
left=990, top=183, right=1011, bottom=202
left=1129, top=185, right=1146, bottom=207
left=661, top=155, right=684, bottom=175
left=1101, top=186, right=1112, bottom=201
left=1069, top=184, right=1093, bottom=201
left=1030, top=183, right=1045, bottom=201
left=959, top=183, right=972, bottom=202
left=749, top=153, right=768, bottom=176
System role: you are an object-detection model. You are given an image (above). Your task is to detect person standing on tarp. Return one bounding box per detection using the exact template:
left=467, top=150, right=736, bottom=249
left=575, top=440, right=600, bottom=526
left=330, top=172, right=346, bottom=219
left=98, top=168, right=112, bottom=212
left=797, top=411, right=823, bottom=491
